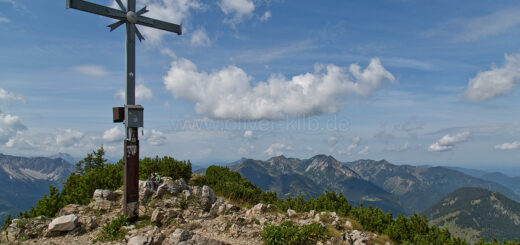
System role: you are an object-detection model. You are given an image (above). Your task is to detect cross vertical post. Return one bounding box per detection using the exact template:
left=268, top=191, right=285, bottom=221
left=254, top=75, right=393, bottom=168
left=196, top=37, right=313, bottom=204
left=66, top=0, right=182, bottom=220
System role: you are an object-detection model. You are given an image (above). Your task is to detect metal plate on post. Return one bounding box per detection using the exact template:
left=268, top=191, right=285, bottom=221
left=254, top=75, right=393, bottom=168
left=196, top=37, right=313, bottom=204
left=125, top=105, right=143, bottom=128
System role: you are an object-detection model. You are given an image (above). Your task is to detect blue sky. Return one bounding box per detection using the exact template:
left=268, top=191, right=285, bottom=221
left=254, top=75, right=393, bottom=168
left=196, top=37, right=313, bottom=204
left=1, top=0, right=520, bottom=173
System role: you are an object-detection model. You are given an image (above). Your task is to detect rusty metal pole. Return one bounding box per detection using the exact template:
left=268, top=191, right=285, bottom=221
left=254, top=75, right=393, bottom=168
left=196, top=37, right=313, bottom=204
left=123, top=0, right=139, bottom=220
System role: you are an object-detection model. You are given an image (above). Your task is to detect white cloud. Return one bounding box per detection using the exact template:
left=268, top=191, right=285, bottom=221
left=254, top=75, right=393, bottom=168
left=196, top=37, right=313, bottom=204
left=388, top=142, right=409, bottom=152
left=0, top=111, right=27, bottom=144
left=243, top=130, right=254, bottom=140
left=190, top=28, right=211, bottom=47
left=72, top=65, right=109, bottom=77
left=5, top=132, right=38, bottom=150
left=264, top=143, right=292, bottom=156
left=0, top=16, right=10, bottom=23
left=218, top=0, right=255, bottom=23
left=347, top=136, right=361, bottom=152
left=427, top=8, right=520, bottom=42
left=327, top=136, right=338, bottom=146
left=464, top=54, right=520, bottom=101
left=494, top=141, right=520, bottom=150
left=163, top=57, right=395, bottom=121
left=55, top=128, right=84, bottom=147
left=428, top=131, right=470, bottom=152
left=0, top=88, right=25, bottom=103
left=147, top=129, right=167, bottom=146
left=121, top=0, right=203, bottom=44
left=358, top=146, right=368, bottom=155
left=258, top=11, right=271, bottom=22
left=102, top=126, right=124, bottom=143
left=116, top=83, right=153, bottom=102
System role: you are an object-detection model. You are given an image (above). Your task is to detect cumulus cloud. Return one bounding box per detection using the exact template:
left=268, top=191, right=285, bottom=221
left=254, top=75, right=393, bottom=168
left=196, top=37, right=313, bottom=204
left=119, top=0, right=203, bottom=44
left=190, top=28, right=211, bottom=47
left=347, top=136, right=361, bottom=151
left=103, top=126, right=124, bottom=143
left=494, top=141, right=520, bottom=150
left=428, top=131, right=470, bottom=152
left=218, top=0, right=255, bottom=23
left=147, top=129, right=167, bottom=146
left=327, top=136, right=338, bottom=146
left=258, top=11, right=271, bottom=22
left=72, top=65, right=109, bottom=77
left=358, top=146, right=368, bottom=155
left=0, top=88, right=25, bottom=103
left=5, top=132, right=38, bottom=150
left=243, top=130, right=255, bottom=140
left=163, top=57, right=394, bottom=121
left=117, top=83, right=153, bottom=102
left=55, top=129, right=84, bottom=147
left=264, top=143, right=292, bottom=156
left=0, top=16, right=9, bottom=23
left=465, top=54, right=520, bottom=101
left=0, top=111, right=27, bottom=144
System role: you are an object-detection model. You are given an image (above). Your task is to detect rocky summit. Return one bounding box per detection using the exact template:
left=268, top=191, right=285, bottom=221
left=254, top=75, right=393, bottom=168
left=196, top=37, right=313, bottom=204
left=0, top=176, right=386, bottom=245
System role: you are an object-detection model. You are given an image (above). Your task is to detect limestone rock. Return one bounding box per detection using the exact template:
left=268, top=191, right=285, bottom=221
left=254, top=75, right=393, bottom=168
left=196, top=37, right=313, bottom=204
left=168, top=228, right=192, bottom=244
left=140, top=186, right=155, bottom=203
left=59, top=204, right=81, bottom=215
left=247, top=203, right=267, bottom=216
left=345, top=220, right=353, bottom=229
left=48, top=214, right=78, bottom=232
left=176, top=178, right=189, bottom=191
left=79, top=216, right=97, bottom=232
left=157, top=182, right=180, bottom=198
left=287, top=209, right=296, bottom=217
left=151, top=208, right=164, bottom=226
left=93, top=189, right=116, bottom=201
left=88, top=199, right=112, bottom=212
left=200, top=185, right=216, bottom=208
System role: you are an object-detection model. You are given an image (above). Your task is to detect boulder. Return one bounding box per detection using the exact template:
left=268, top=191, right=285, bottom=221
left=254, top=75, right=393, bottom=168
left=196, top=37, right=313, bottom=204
left=92, top=189, right=116, bottom=200
left=287, top=209, right=297, bottom=217
left=59, top=204, right=81, bottom=215
left=191, top=186, right=202, bottom=197
left=128, top=235, right=149, bottom=245
left=168, top=228, right=192, bottom=244
left=48, top=214, right=78, bottom=232
left=140, top=186, right=155, bottom=203
left=345, top=220, right=353, bottom=229
left=151, top=208, right=164, bottom=225
left=176, top=178, right=189, bottom=191
left=79, top=216, right=97, bottom=232
left=200, top=186, right=216, bottom=208
left=157, top=182, right=180, bottom=198
left=247, top=203, right=267, bottom=216
left=88, top=199, right=112, bottom=212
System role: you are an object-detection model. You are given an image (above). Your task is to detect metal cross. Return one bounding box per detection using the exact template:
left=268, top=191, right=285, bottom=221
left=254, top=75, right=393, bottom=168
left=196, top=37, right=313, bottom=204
left=66, top=0, right=181, bottom=219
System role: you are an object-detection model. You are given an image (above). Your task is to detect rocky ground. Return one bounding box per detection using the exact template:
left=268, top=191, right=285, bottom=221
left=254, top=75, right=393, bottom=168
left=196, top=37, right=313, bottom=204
left=0, top=177, right=392, bottom=245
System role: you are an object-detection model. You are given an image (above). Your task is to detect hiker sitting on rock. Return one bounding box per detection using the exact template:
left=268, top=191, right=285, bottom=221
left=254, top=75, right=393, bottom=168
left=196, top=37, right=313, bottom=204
left=145, top=172, right=161, bottom=190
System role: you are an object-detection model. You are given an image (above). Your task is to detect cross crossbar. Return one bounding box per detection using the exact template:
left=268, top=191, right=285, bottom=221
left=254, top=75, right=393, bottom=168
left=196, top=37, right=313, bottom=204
left=66, top=0, right=125, bottom=20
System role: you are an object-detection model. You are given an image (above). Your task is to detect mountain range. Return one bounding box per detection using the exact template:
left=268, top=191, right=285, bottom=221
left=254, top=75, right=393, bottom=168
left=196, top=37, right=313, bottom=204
left=0, top=153, right=75, bottom=221
left=424, top=187, right=520, bottom=243
left=228, top=155, right=519, bottom=216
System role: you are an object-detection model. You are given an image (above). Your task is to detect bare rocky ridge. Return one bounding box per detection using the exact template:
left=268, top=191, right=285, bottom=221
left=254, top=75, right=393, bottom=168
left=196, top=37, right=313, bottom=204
left=0, top=176, right=391, bottom=245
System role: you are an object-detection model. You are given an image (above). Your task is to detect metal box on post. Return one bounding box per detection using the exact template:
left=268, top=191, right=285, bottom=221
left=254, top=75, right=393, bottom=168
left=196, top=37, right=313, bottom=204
left=125, top=105, right=144, bottom=128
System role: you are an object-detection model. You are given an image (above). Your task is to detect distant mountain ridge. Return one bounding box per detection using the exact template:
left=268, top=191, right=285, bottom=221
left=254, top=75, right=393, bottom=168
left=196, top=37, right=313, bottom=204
left=345, top=159, right=520, bottom=213
left=423, top=187, right=520, bottom=243
left=0, top=153, right=75, bottom=221
left=227, top=155, right=519, bottom=216
left=230, top=155, right=406, bottom=215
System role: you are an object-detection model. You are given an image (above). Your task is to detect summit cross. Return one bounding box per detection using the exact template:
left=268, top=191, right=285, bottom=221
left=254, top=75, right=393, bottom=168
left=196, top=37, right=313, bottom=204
left=66, top=0, right=182, bottom=219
